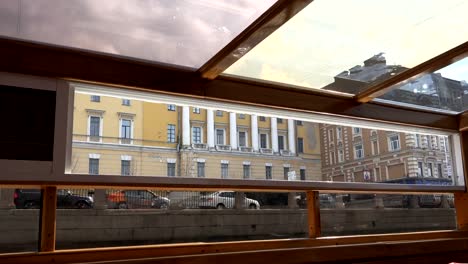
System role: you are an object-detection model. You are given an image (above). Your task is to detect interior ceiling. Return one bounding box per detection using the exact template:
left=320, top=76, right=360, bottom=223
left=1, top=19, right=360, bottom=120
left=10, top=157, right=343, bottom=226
left=0, top=0, right=467, bottom=120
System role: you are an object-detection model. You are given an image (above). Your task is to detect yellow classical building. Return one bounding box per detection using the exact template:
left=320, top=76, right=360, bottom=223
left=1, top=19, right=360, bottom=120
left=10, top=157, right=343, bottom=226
left=72, top=93, right=322, bottom=180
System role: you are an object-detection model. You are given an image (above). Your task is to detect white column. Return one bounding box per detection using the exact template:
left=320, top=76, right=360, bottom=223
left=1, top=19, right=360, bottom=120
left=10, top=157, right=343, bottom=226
left=229, top=112, right=237, bottom=150
left=271, top=117, right=278, bottom=153
left=251, top=114, right=259, bottom=151
left=182, top=106, right=190, bottom=146
left=288, top=119, right=296, bottom=154
left=207, top=109, right=215, bottom=148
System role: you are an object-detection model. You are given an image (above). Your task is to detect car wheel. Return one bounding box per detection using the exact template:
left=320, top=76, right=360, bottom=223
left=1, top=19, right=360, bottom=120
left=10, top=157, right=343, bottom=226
left=118, top=202, right=128, bottom=209
left=216, top=204, right=225, bottom=210
left=248, top=204, right=257, bottom=209
left=160, top=203, right=169, bottom=210
left=75, top=201, right=91, bottom=209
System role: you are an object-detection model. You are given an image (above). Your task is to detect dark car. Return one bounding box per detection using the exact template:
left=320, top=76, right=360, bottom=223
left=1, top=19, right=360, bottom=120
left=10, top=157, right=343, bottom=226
left=107, top=190, right=170, bottom=209
left=14, top=189, right=94, bottom=209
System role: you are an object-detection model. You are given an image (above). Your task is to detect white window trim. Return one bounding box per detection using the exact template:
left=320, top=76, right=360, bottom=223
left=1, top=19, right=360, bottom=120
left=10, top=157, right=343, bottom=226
left=354, top=144, right=364, bottom=159
left=196, top=158, right=206, bottom=163
left=89, top=153, right=101, bottom=159
left=238, top=130, right=249, bottom=148
left=265, top=163, right=272, bottom=167
left=329, top=151, right=335, bottom=165
left=243, top=161, right=251, bottom=165
left=328, top=129, right=334, bottom=142
left=336, top=127, right=342, bottom=140
left=191, top=126, right=203, bottom=144
left=278, top=134, right=287, bottom=150
left=259, top=133, right=269, bottom=149
left=167, top=124, right=176, bottom=143
left=166, top=158, right=176, bottom=164
left=371, top=139, right=379, bottom=155
left=87, top=115, right=103, bottom=143
left=119, top=118, right=134, bottom=145
left=283, top=164, right=291, bottom=168
left=352, top=127, right=362, bottom=135
left=121, top=155, right=132, bottom=161
left=192, top=107, right=200, bottom=114
left=221, top=160, right=229, bottom=164
left=387, top=134, right=401, bottom=152
left=215, top=128, right=226, bottom=145
left=338, top=149, right=344, bottom=163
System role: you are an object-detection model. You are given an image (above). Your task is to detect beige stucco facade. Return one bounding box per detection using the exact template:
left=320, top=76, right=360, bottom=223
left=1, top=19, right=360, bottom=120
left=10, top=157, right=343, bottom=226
left=72, top=93, right=322, bottom=181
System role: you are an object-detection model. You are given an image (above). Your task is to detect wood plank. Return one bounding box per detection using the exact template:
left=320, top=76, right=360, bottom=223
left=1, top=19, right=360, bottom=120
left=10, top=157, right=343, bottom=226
left=1, top=230, right=466, bottom=264
left=307, top=191, right=320, bottom=238
left=0, top=37, right=459, bottom=131
left=198, top=0, right=312, bottom=79
left=355, top=41, right=468, bottom=103
left=0, top=174, right=464, bottom=193
left=39, top=186, right=57, bottom=252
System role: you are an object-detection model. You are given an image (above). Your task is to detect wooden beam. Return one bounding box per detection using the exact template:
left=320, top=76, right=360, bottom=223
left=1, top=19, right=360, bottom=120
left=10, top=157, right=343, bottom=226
left=198, top=0, right=313, bottom=79
left=459, top=112, right=468, bottom=131
left=306, top=191, right=320, bottom=238
left=355, top=40, right=468, bottom=103
left=0, top=174, right=464, bottom=193
left=0, top=38, right=460, bottom=131
left=1, top=231, right=467, bottom=264
left=39, top=186, right=57, bottom=252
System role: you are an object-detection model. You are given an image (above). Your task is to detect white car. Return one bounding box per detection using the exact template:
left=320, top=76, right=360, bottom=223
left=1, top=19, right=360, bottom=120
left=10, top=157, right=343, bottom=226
left=199, top=191, right=260, bottom=209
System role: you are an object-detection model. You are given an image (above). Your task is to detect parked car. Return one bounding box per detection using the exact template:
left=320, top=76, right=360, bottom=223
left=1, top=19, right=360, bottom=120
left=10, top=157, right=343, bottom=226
left=199, top=191, right=260, bottom=209
left=14, top=189, right=94, bottom=209
left=107, top=190, right=170, bottom=209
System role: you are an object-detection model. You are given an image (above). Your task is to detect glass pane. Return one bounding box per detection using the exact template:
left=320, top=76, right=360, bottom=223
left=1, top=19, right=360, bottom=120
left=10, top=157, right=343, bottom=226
left=1, top=187, right=40, bottom=253
left=225, top=0, right=468, bottom=95
left=71, top=87, right=461, bottom=186
left=320, top=192, right=455, bottom=236
left=0, top=0, right=276, bottom=68
left=55, top=189, right=306, bottom=249
left=376, top=57, right=468, bottom=113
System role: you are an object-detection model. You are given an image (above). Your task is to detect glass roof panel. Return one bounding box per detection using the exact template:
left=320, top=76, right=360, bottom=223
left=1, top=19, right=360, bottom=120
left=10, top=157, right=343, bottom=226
left=375, top=57, right=468, bottom=114
left=0, top=0, right=276, bottom=69
left=225, top=0, right=468, bottom=95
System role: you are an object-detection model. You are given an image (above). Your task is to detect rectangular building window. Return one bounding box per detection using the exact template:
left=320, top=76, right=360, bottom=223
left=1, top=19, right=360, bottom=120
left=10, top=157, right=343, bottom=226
left=121, top=160, right=131, bottom=176
left=353, top=127, right=361, bottom=134
left=89, top=116, right=101, bottom=142
left=388, top=135, right=400, bottom=151
left=90, top=95, right=100, bottom=102
left=437, top=164, right=443, bottom=178
left=167, top=163, right=176, bottom=177
left=415, top=134, right=421, bottom=148
left=371, top=139, right=379, bottom=155
left=122, top=99, right=131, bottom=106
left=296, top=120, right=303, bottom=126
left=260, top=133, right=268, bottom=148
left=216, top=110, right=223, bottom=116
left=192, top=127, right=201, bottom=144
left=193, top=107, right=200, bottom=114
left=221, top=164, right=229, bottom=179
left=167, top=124, right=176, bottom=143
left=216, top=129, right=224, bottom=145
left=277, top=118, right=283, bottom=124
left=297, top=137, right=304, bottom=153
left=300, top=169, right=306, bottom=181
left=259, top=116, right=266, bottom=121
left=354, top=144, right=364, bottom=159
left=328, top=129, right=334, bottom=142
left=338, top=149, right=344, bottom=163
left=238, top=113, right=245, bottom=119
left=167, top=104, right=176, bottom=111
left=121, top=119, right=132, bottom=144
left=265, top=166, right=272, bottom=180
left=329, top=151, right=335, bottom=165
left=238, top=131, right=247, bottom=147
left=243, top=165, right=250, bottom=179
left=197, top=162, right=205, bottom=178
left=283, top=167, right=290, bottom=180
left=418, top=162, right=424, bottom=177
left=428, top=163, right=433, bottom=177
left=278, top=135, right=285, bottom=150
left=89, top=158, right=99, bottom=175
left=336, top=127, right=342, bottom=140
